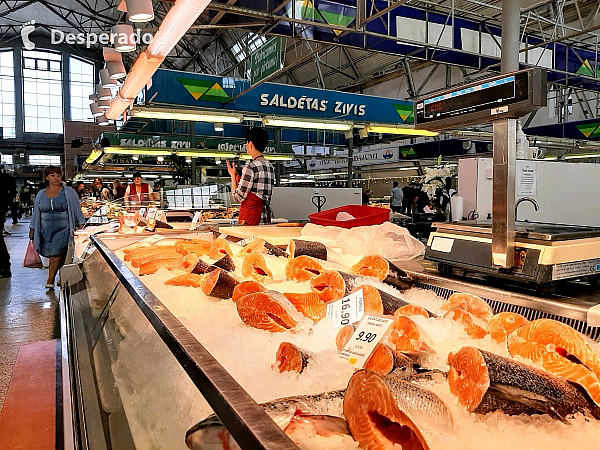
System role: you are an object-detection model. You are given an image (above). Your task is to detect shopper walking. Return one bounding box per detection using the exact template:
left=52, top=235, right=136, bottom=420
left=390, top=181, right=403, bottom=213
left=401, top=182, right=413, bottom=214
left=0, top=167, right=15, bottom=277
left=227, top=127, right=275, bottom=226
left=29, top=166, right=85, bottom=288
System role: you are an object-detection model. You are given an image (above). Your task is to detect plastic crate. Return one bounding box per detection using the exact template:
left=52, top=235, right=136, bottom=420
left=308, top=204, right=390, bottom=228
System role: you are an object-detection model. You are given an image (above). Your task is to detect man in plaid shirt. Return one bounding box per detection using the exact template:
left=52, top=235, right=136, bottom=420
left=227, top=127, right=275, bottom=225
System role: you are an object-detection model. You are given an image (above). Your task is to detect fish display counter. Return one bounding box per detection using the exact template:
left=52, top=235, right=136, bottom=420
left=59, top=228, right=600, bottom=450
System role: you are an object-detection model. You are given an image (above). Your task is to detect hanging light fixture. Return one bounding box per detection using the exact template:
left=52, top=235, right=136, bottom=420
left=214, top=122, right=224, bottom=132
left=100, top=68, right=117, bottom=88
left=103, top=48, right=126, bottom=79
left=126, top=0, right=154, bottom=22
left=90, top=102, right=103, bottom=117
left=112, top=24, right=136, bottom=52
left=98, top=99, right=111, bottom=109
left=96, top=83, right=112, bottom=100
left=89, top=93, right=99, bottom=102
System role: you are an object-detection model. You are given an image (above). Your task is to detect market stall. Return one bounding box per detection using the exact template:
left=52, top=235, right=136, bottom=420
left=59, top=223, right=600, bottom=450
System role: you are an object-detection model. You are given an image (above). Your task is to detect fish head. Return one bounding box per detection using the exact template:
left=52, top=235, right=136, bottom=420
left=185, top=416, right=240, bottom=450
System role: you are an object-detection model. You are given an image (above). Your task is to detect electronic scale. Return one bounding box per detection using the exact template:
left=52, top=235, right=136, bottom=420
left=426, top=221, right=600, bottom=293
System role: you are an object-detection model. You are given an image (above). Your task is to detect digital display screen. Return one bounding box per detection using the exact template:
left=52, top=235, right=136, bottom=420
left=415, top=71, right=530, bottom=124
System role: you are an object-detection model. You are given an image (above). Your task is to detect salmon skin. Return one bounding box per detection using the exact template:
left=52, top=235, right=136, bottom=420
left=274, top=342, right=312, bottom=373
left=213, top=254, right=235, bottom=272
left=232, top=281, right=266, bottom=302
left=343, top=369, right=454, bottom=450
left=384, top=260, right=413, bottom=291
left=190, top=259, right=218, bottom=275
left=288, top=239, right=327, bottom=261
left=186, top=390, right=347, bottom=450
left=507, top=318, right=600, bottom=406
left=448, top=346, right=599, bottom=421
left=200, top=268, right=239, bottom=299
left=238, top=237, right=289, bottom=258
left=236, top=290, right=303, bottom=332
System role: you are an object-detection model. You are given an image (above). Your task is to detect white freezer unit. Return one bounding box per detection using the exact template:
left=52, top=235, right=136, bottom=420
left=270, top=187, right=362, bottom=221
left=457, top=157, right=600, bottom=226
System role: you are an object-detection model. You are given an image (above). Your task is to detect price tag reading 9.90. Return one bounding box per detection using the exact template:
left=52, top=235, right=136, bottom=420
left=355, top=331, right=377, bottom=343
left=339, top=314, right=395, bottom=369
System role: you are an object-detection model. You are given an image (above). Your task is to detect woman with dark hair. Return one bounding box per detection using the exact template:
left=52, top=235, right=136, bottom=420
left=124, top=171, right=153, bottom=205
left=29, top=166, right=85, bottom=288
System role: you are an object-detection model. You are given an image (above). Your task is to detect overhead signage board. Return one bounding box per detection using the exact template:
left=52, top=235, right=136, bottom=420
left=102, top=133, right=294, bottom=154
left=147, top=70, right=414, bottom=125
left=307, top=147, right=399, bottom=171
left=250, top=37, right=281, bottom=85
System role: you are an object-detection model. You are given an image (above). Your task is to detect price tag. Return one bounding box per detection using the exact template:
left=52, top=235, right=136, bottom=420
left=89, top=216, right=101, bottom=225
left=134, top=208, right=146, bottom=225
left=238, top=235, right=255, bottom=247
left=189, top=211, right=202, bottom=231
left=326, top=289, right=365, bottom=328
left=145, top=208, right=158, bottom=231
left=99, top=206, right=108, bottom=215
left=138, top=235, right=167, bottom=245
left=339, top=314, right=395, bottom=369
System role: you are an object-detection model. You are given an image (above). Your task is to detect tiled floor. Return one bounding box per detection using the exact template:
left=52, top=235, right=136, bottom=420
left=0, top=217, right=60, bottom=412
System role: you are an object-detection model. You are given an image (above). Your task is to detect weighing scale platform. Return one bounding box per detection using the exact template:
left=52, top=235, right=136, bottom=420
left=425, top=221, right=600, bottom=294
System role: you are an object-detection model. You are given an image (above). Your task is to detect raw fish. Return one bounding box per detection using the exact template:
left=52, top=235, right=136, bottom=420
left=350, top=285, right=384, bottom=315
left=208, top=238, right=233, bottom=259
left=343, top=369, right=454, bottom=450
left=165, top=273, right=205, bottom=288
left=388, top=315, right=435, bottom=355
left=137, top=256, right=181, bottom=275
left=288, top=239, right=327, bottom=261
left=282, top=292, right=326, bottom=322
left=200, top=268, right=239, bottom=299
left=213, top=254, right=235, bottom=272
left=488, top=312, right=528, bottom=343
left=507, top=318, right=600, bottom=406
left=274, top=342, right=312, bottom=373
left=440, top=292, right=494, bottom=321
left=236, top=290, right=303, bottom=332
left=444, top=308, right=489, bottom=339
left=232, top=281, right=266, bottom=302
left=242, top=251, right=273, bottom=282
left=448, top=346, right=599, bottom=420
left=175, top=239, right=212, bottom=256
left=285, top=255, right=323, bottom=282
left=395, top=304, right=430, bottom=319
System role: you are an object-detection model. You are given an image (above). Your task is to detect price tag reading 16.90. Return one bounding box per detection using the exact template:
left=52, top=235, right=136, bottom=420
left=326, top=289, right=364, bottom=328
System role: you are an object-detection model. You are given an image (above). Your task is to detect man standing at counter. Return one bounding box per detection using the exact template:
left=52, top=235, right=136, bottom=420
left=226, top=128, right=275, bottom=226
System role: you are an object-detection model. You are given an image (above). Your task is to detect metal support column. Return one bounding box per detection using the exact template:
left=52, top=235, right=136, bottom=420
left=491, top=0, right=519, bottom=268
left=274, top=128, right=282, bottom=186
left=190, top=122, right=198, bottom=185
left=347, top=135, right=353, bottom=188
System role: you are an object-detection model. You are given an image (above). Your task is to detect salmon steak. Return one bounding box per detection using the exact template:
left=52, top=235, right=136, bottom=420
left=351, top=285, right=384, bottom=315
left=363, top=343, right=415, bottom=376
left=242, top=251, right=273, bottom=282
left=175, top=239, right=212, bottom=256
left=288, top=239, right=328, bottom=261
left=213, top=253, right=235, bottom=272
left=388, top=316, right=435, bottom=355
left=440, top=292, right=493, bottom=321
left=394, top=304, right=430, bottom=319
left=507, top=318, right=600, bottom=406
left=164, top=273, right=205, bottom=288
left=137, top=257, right=181, bottom=275
left=236, top=290, right=303, bottom=333
left=232, top=281, right=266, bottom=302
left=343, top=369, right=454, bottom=450
left=351, top=255, right=390, bottom=281
left=200, top=268, right=239, bottom=299
left=310, top=270, right=346, bottom=302
left=448, top=346, right=599, bottom=419
left=488, top=312, right=528, bottom=343
left=171, top=253, right=200, bottom=272
left=208, top=237, right=233, bottom=260
left=123, top=246, right=175, bottom=261
left=274, top=342, right=312, bottom=373
left=336, top=324, right=358, bottom=352
left=444, top=308, right=489, bottom=339
left=237, top=237, right=266, bottom=257
left=282, top=292, right=326, bottom=322
left=285, top=256, right=324, bottom=282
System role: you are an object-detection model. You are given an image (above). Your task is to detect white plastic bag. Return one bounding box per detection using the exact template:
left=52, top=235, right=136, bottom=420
left=302, top=222, right=425, bottom=261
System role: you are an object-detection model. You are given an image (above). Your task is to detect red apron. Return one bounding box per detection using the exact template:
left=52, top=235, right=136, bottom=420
left=238, top=192, right=264, bottom=226
left=127, top=183, right=149, bottom=204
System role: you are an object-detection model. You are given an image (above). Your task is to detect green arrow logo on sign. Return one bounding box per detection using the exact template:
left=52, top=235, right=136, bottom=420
left=401, top=148, right=416, bottom=158
left=394, top=103, right=414, bottom=123
left=178, top=78, right=230, bottom=103
left=575, top=122, right=600, bottom=138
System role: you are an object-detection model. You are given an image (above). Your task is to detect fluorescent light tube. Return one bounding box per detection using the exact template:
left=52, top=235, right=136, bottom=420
left=104, top=147, right=172, bottom=156
left=130, top=107, right=243, bottom=123
left=263, top=116, right=353, bottom=131
left=176, top=151, right=238, bottom=158
left=367, top=125, right=438, bottom=136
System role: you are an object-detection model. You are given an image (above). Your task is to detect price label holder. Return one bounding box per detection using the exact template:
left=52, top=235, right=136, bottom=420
left=339, top=314, right=395, bottom=369
left=138, top=235, right=167, bottom=245
left=99, top=205, right=108, bottom=215
left=189, top=211, right=202, bottom=231
left=326, top=289, right=365, bottom=328
left=134, top=208, right=146, bottom=226
left=237, top=235, right=255, bottom=247
left=145, top=208, right=158, bottom=231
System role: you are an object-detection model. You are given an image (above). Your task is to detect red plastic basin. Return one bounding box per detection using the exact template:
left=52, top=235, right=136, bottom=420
left=308, top=204, right=390, bottom=228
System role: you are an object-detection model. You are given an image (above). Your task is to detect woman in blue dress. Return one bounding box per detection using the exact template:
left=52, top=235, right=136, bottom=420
left=29, top=166, right=85, bottom=288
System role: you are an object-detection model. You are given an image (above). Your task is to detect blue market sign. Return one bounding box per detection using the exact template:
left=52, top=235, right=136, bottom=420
left=147, top=69, right=414, bottom=125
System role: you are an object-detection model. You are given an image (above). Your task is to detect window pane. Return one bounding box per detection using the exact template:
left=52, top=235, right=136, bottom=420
left=0, top=50, right=16, bottom=138
left=70, top=56, right=95, bottom=123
